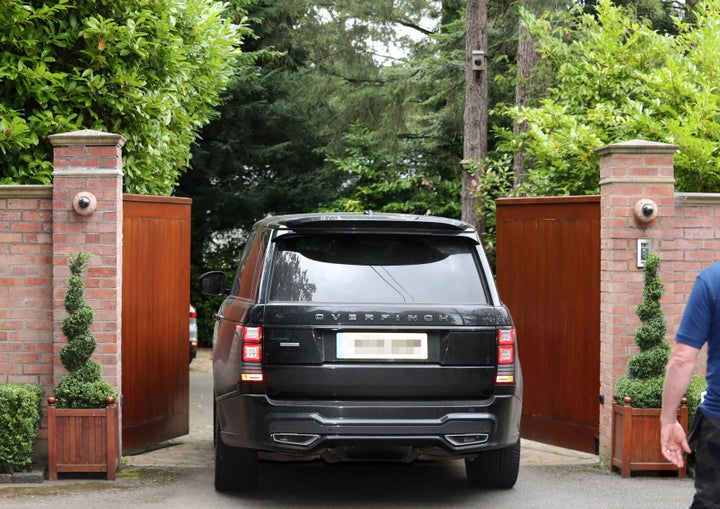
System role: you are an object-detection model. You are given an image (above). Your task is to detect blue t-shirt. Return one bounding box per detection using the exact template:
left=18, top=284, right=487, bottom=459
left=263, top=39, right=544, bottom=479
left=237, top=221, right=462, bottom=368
left=676, top=261, right=720, bottom=418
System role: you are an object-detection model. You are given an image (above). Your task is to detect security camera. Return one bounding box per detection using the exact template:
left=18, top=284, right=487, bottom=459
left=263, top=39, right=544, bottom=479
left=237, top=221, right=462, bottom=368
left=72, top=191, right=98, bottom=216
left=634, top=198, right=658, bottom=224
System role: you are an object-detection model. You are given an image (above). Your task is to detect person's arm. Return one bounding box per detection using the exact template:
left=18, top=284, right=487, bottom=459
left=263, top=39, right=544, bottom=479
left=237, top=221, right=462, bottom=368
left=660, top=342, right=700, bottom=467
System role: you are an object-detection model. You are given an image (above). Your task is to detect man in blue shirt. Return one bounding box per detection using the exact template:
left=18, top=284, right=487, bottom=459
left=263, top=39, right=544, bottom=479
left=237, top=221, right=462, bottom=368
left=662, top=262, right=720, bottom=508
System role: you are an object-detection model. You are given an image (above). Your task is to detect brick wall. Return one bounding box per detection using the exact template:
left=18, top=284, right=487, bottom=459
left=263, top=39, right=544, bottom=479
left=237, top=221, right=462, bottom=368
left=597, top=139, right=716, bottom=460
left=50, top=130, right=124, bottom=395
left=0, top=130, right=124, bottom=449
left=0, top=186, right=54, bottom=399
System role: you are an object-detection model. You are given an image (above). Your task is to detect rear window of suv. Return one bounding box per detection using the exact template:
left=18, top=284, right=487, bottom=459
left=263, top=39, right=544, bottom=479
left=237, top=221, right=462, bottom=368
left=268, top=234, right=489, bottom=304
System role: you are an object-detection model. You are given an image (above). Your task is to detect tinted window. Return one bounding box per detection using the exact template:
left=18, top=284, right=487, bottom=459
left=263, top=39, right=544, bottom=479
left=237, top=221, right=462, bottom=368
left=268, top=234, right=488, bottom=304
left=231, top=227, right=267, bottom=299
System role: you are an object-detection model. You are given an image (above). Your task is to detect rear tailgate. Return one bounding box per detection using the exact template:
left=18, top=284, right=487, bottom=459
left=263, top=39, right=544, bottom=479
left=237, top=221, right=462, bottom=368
left=262, top=304, right=499, bottom=400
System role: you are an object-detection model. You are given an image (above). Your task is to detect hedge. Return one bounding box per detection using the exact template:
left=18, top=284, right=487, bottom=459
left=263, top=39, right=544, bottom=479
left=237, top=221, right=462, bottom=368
left=0, top=384, right=43, bottom=473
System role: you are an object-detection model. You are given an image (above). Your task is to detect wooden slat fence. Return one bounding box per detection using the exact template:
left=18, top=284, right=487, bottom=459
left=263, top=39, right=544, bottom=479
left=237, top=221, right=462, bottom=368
left=121, top=194, right=192, bottom=453
left=495, top=196, right=600, bottom=453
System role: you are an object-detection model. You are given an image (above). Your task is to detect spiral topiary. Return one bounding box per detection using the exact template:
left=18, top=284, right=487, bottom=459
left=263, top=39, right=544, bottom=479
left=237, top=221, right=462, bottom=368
left=615, top=252, right=669, bottom=408
left=616, top=252, right=705, bottom=417
left=53, top=252, right=116, bottom=409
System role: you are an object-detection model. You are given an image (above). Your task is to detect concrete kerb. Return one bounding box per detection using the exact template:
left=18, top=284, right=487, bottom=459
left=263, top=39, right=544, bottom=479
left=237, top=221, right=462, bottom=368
left=0, top=467, right=45, bottom=484
left=520, top=439, right=598, bottom=467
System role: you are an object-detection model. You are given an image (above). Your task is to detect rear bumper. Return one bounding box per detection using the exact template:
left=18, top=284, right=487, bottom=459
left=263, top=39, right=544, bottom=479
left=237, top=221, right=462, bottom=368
left=216, top=390, right=522, bottom=458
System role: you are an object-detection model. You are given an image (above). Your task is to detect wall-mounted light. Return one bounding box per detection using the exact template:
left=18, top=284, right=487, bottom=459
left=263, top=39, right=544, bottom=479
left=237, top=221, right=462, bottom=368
left=72, top=191, right=97, bottom=216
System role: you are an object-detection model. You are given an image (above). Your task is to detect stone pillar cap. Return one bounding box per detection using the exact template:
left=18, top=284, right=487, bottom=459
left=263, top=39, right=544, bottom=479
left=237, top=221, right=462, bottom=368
left=49, top=130, right=126, bottom=148
left=595, top=139, right=678, bottom=157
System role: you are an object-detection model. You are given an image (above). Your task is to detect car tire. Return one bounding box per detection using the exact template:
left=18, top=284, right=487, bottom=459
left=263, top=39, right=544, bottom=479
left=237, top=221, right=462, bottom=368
left=465, top=440, right=520, bottom=489
left=215, top=428, right=258, bottom=492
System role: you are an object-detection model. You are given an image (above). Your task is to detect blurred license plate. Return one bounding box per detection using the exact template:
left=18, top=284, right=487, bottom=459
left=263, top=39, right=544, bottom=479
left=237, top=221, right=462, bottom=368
left=336, top=332, right=428, bottom=360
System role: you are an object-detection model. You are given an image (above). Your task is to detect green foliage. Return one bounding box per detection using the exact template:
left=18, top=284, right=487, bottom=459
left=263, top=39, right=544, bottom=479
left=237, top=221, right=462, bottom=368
left=686, top=375, right=708, bottom=426
left=627, top=340, right=670, bottom=379
left=181, top=1, right=350, bottom=283
left=53, top=362, right=115, bottom=409
left=64, top=253, right=91, bottom=315
left=0, top=0, right=253, bottom=194
left=617, top=374, right=708, bottom=425
left=182, top=0, right=539, bottom=282
left=325, top=123, right=461, bottom=217
left=580, top=0, right=695, bottom=35
left=616, top=252, right=673, bottom=407
left=632, top=254, right=667, bottom=353
left=59, top=332, right=97, bottom=372
left=498, top=0, right=720, bottom=195
left=183, top=0, right=468, bottom=338
left=60, top=305, right=94, bottom=340
left=615, top=375, right=665, bottom=408
left=633, top=315, right=667, bottom=352
left=182, top=0, right=712, bottom=276
left=634, top=253, right=667, bottom=352
left=54, top=252, right=115, bottom=408
left=460, top=155, right=516, bottom=249
left=193, top=294, right=225, bottom=348
left=0, top=384, right=43, bottom=473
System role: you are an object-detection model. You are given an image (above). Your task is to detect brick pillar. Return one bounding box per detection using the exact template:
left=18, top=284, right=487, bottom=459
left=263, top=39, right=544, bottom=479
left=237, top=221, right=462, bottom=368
left=596, top=139, right=677, bottom=462
left=49, top=130, right=125, bottom=407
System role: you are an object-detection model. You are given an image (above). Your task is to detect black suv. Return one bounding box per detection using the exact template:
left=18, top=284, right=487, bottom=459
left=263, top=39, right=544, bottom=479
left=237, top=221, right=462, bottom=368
left=199, top=213, right=522, bottom=491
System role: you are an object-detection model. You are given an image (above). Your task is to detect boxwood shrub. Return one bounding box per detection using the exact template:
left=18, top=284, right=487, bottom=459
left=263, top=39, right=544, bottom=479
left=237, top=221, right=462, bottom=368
left=0, top=384, right=43, bottom=473
left=616, top=252, right=669, bottom=408
left=615, top=252, right=708, bottom=426
left=616, top=373, right=706, bottom=425
left=54, top=252, right=115, bottom=408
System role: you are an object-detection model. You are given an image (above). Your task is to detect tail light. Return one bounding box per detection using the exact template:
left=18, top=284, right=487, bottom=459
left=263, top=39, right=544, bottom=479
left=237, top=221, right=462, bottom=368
left=237, top=325, right=263, bottom=382
left=189, top=305, right=197, bottom=319
left=243, top=344, right=262, bottom=362
left=496, top=328, right=516, bottom=384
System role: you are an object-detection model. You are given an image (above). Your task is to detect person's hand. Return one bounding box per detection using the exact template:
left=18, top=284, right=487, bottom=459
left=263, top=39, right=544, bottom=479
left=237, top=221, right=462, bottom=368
left=660, top=420, right=691, bottom=468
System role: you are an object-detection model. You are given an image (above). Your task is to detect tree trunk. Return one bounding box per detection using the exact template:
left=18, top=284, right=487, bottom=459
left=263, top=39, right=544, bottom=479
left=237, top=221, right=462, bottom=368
left=512, top=1, right=542, bottom=188
left=462, top=0, right=488, bottom=234
left=513, top=1, right=571, bottom=189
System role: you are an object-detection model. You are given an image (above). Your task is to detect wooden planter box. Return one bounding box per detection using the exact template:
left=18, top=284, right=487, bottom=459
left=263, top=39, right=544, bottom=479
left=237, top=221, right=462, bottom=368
left=47, top=397, right=120, bottom=480
left=611, top=397, right=688, bottom=478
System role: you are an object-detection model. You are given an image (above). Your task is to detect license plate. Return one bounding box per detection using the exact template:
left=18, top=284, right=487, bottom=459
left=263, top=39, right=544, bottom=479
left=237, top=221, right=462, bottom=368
left=336, top=332, right=428, bottom=360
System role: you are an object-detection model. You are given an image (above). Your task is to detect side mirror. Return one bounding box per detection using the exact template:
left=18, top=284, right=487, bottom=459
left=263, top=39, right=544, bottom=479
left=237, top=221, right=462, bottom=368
left=197, top=271, right=230, bottom=296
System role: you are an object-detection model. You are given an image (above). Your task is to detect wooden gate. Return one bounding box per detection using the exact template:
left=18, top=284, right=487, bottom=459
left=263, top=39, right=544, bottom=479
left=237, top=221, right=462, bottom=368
left=495, top=196, right=600, bottom=453
left=121, top=194, right=192, bottom=453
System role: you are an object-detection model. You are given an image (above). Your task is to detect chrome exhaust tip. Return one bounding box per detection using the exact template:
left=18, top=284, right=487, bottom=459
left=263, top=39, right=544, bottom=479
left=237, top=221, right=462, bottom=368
left=271, top=433, right=321, bottom=447
left=445, top=433, right=489, bottom=446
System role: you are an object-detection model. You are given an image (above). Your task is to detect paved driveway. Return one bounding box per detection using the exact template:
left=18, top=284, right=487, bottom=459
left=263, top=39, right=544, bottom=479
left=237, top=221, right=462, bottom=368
left=0, top=349, right=696, bottom=508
